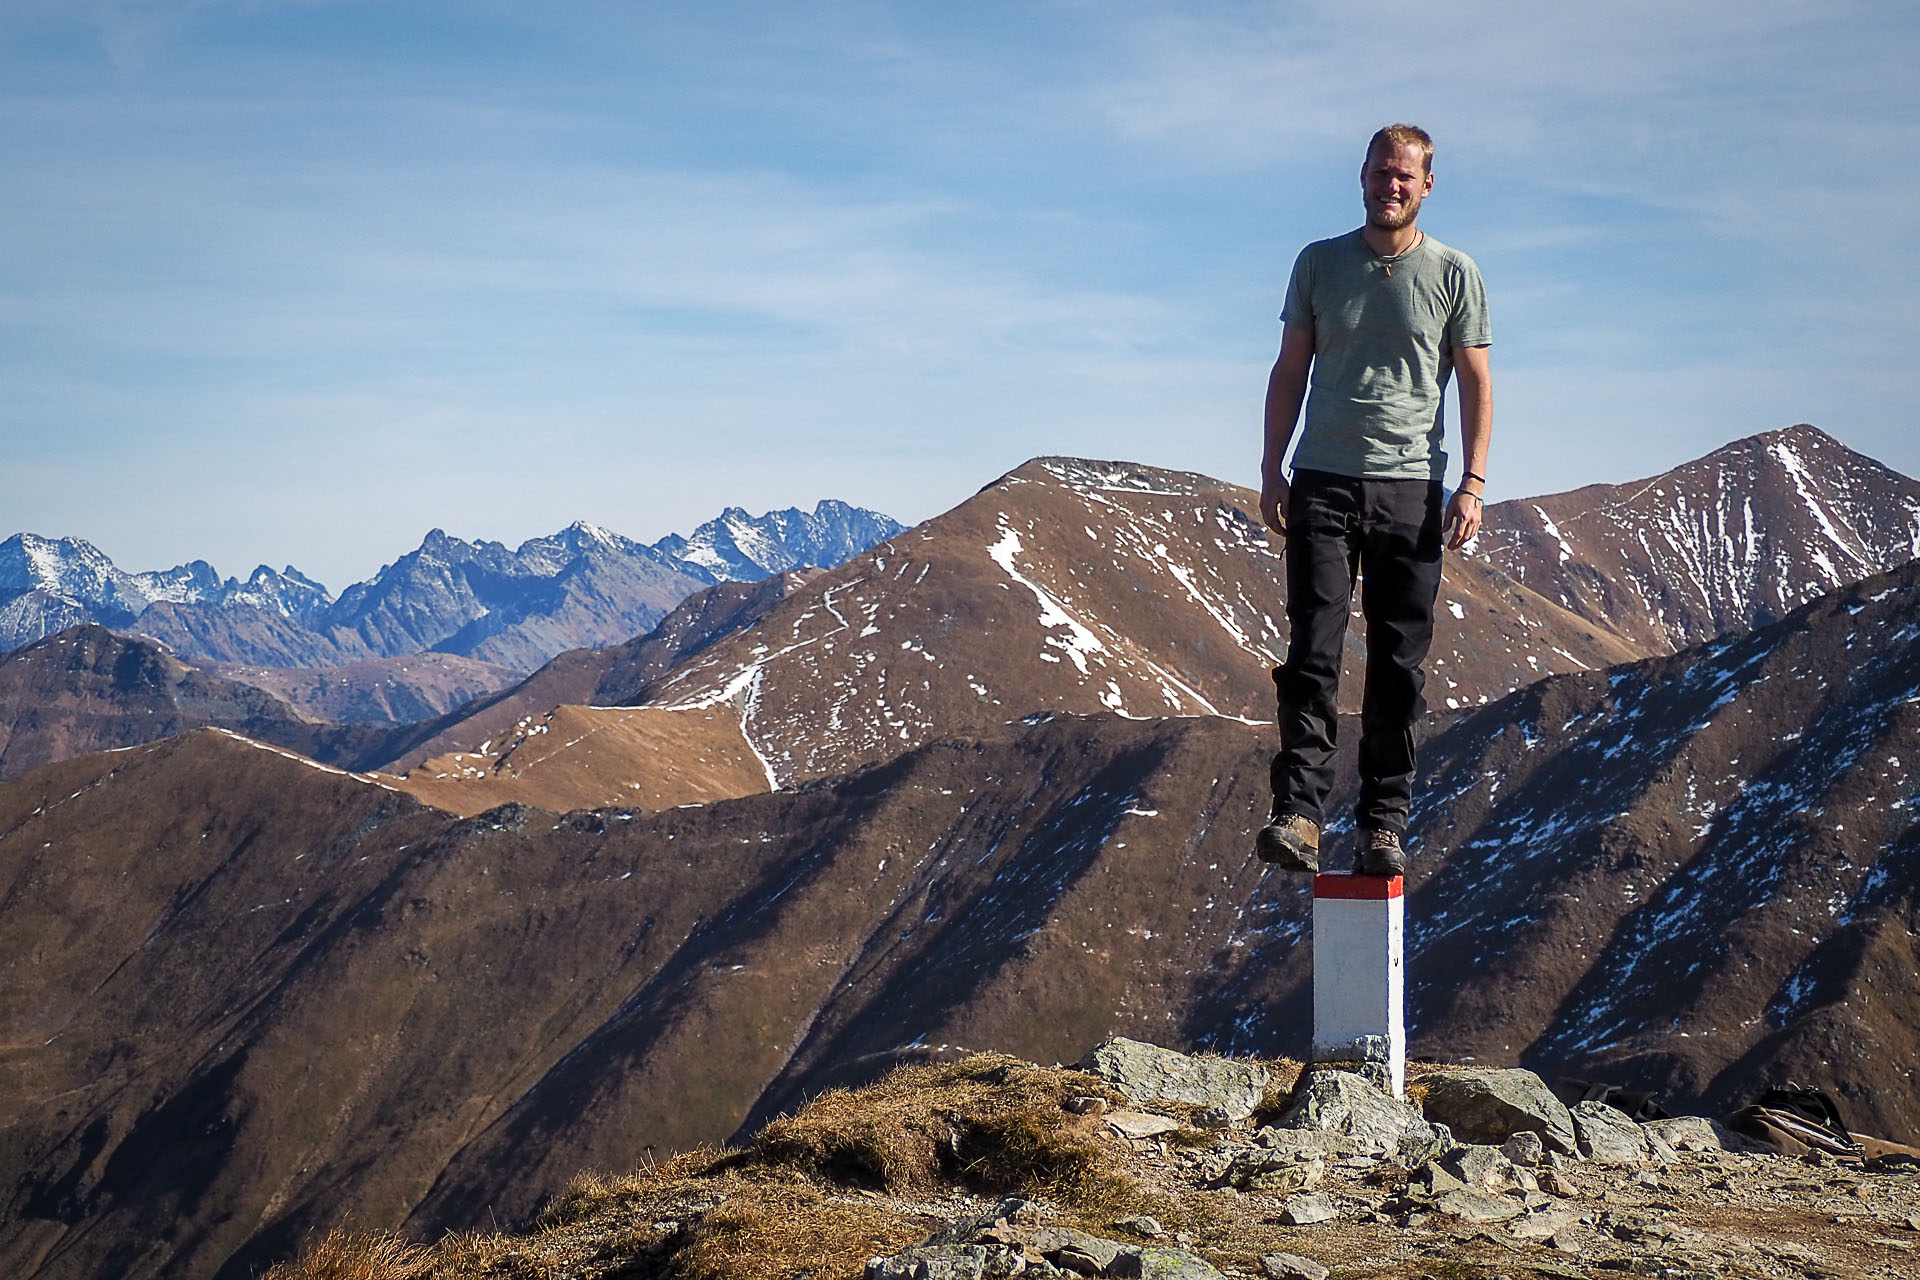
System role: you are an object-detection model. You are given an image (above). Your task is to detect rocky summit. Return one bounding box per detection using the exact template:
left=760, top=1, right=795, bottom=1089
left=259, top=1042, right=1920, bottom=1280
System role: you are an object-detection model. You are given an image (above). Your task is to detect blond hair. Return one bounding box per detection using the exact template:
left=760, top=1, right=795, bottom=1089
left=1367, top=123, right=1433, bottom=174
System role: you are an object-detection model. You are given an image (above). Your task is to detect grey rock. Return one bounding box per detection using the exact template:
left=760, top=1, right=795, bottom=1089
left=1508, top=1207, right=1578, bottom=1240
left=1438, top=1144, right=1520, bottom=1193
left=1432, top=1187, right=1525, bottom=1222
left=1418, top=1068, right=1579, bottom=1155
left=1107, top=1111, right=1183, bottom=1139
left=1501, top=1130, right=1546, bottom=1166
left=1116, top=1215, right=1165, bottom=1238
left=865, top=1245, right=988, bottom=1280
left=1034, top=1227, right=1128, bottom=1271
left=1572, top=1100, right=1653, bottom=1166
left=1109, top=1247, right=1229, bottom=1279
left=1223, top=1149, right=1327, bottom=1195
left=1279, top=1191, right=1337, bottom=1225
left=1065, top=1095, right=1108, bottom=1115
left=1644, top=1116, right=1725, bottom=1153
left=1260, top=1252, right=1331, bottom=1280
left=1278, top=1068, right=1442, bottom=1154
left=1080, top=1038, right=1267, bottom=1121
left=1252, top=1127, right=1360, bottom=1158
left=1408, top=1160, right=1469, bottom=1201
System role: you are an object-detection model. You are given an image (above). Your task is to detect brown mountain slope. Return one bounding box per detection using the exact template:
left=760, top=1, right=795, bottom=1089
left=370, top=569, right=820, bottom=777
left=1473, top=423, right=1920, bottom=652
left=3, top=545, right=1916, bottom=1280
left=392, top=703, right=772, bottom=816
left=0, top=625, right=390, bottom=781
left=0, top=716, right=1282, bottom=1280
left=618, top=457, right=1637, bottom=789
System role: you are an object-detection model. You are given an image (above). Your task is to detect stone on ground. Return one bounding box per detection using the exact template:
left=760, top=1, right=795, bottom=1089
left=1645, top=1115, right=1725, bottom=1153
left=1277, top=1068, right=1444, bottom=1156
left=1500, top=1129, right=1545, bottom=1165
left=1279, top=1191, right=1337, bottom=1225
left=1435, top=1143, right=1520, bottom=1193
left=1260, top=1252, right=1331, bottom=1280
left=1110, top=1246, right=1230, bottom=1279
left=1432, top=1187, right=1525, bottom=1222
left=1572, top=1099, right=1654, bottom=1166
left=1081, top=1038, right=1268, bottom=1122
left=1417, top=1068, right=1579, bottom=1155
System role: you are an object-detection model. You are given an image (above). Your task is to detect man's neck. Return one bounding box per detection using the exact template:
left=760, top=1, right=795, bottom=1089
left=1361, top=223, right=1422, bottom=258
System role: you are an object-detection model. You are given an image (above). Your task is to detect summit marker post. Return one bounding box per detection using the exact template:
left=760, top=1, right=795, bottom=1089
left=1311, top=871, right=1406, bottom=1098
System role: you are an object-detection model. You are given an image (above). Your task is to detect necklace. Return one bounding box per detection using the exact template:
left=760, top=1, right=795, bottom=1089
left=1377, top=230, right=1422, bottom=277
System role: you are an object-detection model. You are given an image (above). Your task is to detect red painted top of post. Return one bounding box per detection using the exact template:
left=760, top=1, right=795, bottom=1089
left=1312, top=872, right=1404, bottom=900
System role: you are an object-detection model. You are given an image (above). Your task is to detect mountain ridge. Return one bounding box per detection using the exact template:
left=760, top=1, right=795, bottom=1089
left=0, top=501, right=906, bottom=673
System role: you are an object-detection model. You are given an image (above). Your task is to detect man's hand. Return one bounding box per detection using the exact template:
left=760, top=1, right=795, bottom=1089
left=1261, top=474, right=1291, bottom=536
left=1444, top=490, right=1482, bottom=550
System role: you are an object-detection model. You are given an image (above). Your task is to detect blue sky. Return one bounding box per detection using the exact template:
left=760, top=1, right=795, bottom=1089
left=4, top=1, right=1915, bottom=590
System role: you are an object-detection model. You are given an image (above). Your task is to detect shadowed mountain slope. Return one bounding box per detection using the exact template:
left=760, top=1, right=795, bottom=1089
left=0, top=626, right=390, bottom=781
left=1473, top=423, right=1920, bottom=652
left=207, top=652, right=522, bottom=724
left=3, top=551, right=1917, bottom=1278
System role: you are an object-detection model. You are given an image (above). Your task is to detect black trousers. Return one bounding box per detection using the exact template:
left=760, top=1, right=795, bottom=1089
left=1271, top=469, right=1445, bottom=835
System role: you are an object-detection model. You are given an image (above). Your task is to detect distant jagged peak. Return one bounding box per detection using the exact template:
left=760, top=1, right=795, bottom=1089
left=0, top=531, right=146, bottom=613
left=655, top=500, right=906, bottom=583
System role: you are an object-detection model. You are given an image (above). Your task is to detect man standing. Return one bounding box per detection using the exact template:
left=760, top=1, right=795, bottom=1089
left=1255, top=123, right=1492, bottom=877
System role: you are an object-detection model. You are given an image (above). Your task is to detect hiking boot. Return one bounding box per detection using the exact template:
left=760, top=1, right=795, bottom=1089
left=1358, top=828, right=1407, bottom=877
left=1256, top=813, right=1320, bottom=872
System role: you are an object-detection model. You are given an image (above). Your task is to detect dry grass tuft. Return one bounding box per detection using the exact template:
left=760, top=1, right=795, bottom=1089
left=750, top=1053, right=1133, bottom=1206
left=431, top=1230, right=558, bottom=1278
left=258, top=1229, right=431, bottom=1280
left=1247, top=1056, right=1308, bottom=1128
left=665, top=1176, right=918, bottom=1280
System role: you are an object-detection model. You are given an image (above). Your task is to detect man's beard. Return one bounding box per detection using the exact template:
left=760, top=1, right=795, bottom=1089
left=1368, top=195, right=1422, bottom=231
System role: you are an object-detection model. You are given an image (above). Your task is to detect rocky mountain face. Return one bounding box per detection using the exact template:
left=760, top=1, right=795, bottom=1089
left=204, top=653, right=525, bottom=725
left=0, top=430, right=1916, bottom=1280
left=0, top=504, right=903, bottom=675
left=624, top=457, right=1639, bottom=790
left=652, top=500, right=906, bottom=582
left=0, top=626, right=390, bottom=782
left=1473, top=423, right=1920, bottom=653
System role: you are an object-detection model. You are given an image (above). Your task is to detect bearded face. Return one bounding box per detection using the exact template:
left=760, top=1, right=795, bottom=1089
left=1363, top=142, right=1432, bottom=232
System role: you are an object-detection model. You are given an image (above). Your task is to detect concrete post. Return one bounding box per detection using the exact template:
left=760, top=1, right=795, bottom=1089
left=1312, top=871, right=1406, bottom=1098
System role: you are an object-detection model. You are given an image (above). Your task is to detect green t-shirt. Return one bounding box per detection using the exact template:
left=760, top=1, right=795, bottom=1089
left=1280, top=229, right=1490, bottom=481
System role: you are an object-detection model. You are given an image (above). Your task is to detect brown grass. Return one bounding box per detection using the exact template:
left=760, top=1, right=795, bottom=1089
left=664, top=1176, right=918, bottom=1280
left=258, top=1229, right=430, bottom=1280
left=263, top=1055, right=1147, bottom=1280
left=748, top=1053, right=1133, bottom=1207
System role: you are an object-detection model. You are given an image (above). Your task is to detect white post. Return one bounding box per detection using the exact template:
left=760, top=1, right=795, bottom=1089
left=1312, top=871, right=1406, bottom=1099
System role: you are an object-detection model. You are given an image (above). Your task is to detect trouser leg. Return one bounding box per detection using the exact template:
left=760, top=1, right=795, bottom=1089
left=1271, top=471, right=1360, bottom=827
left=1355, top=479, right=1444, bottom=834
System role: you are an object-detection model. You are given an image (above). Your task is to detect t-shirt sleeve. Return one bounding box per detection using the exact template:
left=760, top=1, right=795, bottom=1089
left=1447, top=257, right=1492, bottom=348
left=1279, top=246, right=1314, bottom=329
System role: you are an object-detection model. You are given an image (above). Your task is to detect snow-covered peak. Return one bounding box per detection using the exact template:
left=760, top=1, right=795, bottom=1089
left=654, top=501, right=905, bottom=582
left=0, top=533, right=147, bottom=616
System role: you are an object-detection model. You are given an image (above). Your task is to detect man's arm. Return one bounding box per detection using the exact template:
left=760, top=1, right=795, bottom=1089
left=1445, top=343, right=1493, bottom=550
left=1261, top=323, right=1315, bottom=534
